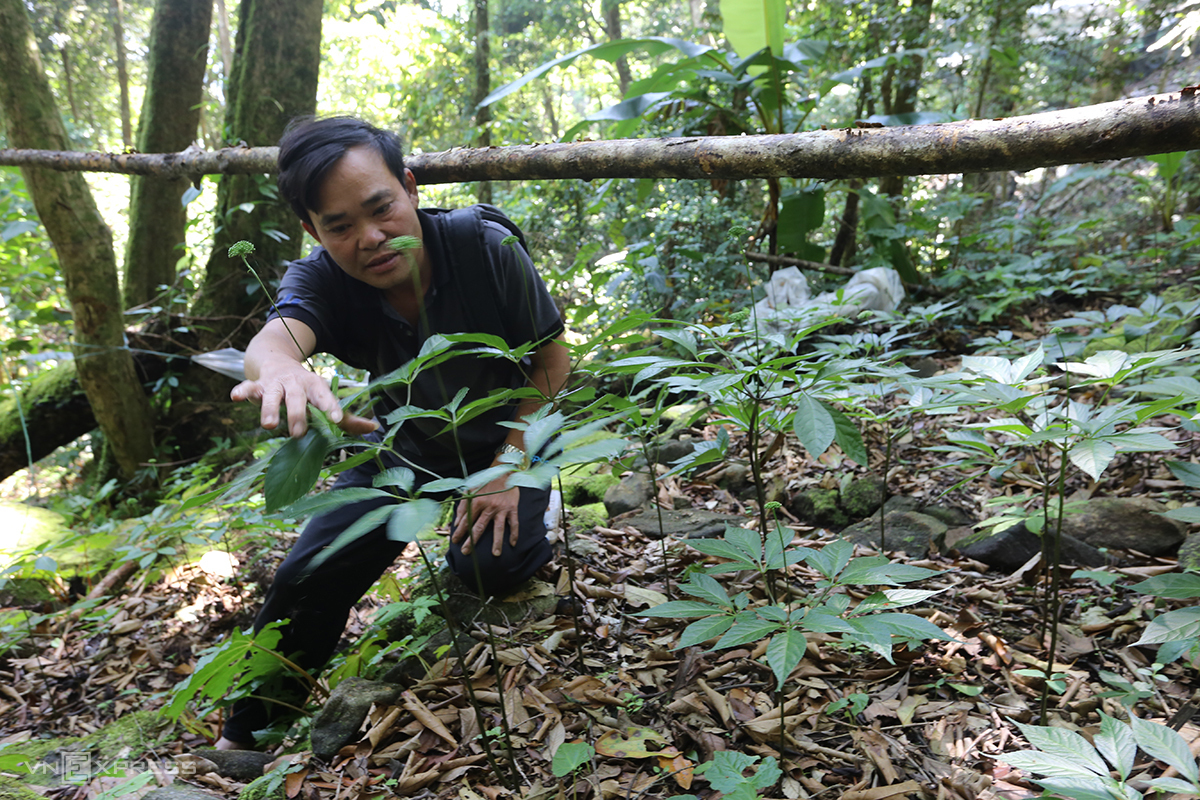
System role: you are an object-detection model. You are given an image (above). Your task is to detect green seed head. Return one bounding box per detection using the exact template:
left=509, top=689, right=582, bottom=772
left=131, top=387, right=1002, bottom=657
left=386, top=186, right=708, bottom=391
left=385, top=235, right=422, bottom=252
left=727, top=225, right=750, bottom=241
left=501, top=235, right=520, bottom=247
left=227, top=240, right=255, bottom=258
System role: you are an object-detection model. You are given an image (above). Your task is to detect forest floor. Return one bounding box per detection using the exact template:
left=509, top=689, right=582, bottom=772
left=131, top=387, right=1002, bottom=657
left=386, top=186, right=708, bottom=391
left=2, top=302, right=1199, bottom=800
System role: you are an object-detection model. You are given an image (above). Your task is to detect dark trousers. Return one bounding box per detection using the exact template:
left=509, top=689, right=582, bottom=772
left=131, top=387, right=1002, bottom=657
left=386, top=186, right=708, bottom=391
left=221, top=459, right=552, bottom=744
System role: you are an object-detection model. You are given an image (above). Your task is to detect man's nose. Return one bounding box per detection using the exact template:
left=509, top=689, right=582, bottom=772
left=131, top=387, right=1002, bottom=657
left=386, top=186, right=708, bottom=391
left=360, top=224, right=387, bottom=249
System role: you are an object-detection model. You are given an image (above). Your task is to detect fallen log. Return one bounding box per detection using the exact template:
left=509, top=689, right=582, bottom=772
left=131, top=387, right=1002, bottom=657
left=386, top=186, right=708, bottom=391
left=0, top=90, right=1195, bottom=182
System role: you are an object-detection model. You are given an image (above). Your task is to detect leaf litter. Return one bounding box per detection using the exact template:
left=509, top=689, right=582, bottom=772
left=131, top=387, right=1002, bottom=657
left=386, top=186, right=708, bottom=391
left=0, top=395, right=1197, bottom=800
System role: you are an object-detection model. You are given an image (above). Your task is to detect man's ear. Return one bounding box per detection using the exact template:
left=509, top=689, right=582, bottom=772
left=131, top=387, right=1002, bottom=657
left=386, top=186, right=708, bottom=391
left=403, top=169, right=420, bottom=204
left=302, top=220, right=320, bottom=242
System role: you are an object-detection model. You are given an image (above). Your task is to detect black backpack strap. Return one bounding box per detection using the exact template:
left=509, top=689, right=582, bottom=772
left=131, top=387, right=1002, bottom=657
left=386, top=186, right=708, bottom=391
left=426, top=204, right=531, bottom=340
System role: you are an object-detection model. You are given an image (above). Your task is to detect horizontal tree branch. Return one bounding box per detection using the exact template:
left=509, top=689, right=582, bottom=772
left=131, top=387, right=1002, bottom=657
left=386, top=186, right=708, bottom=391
left=0, top=89, right=1195, bottom=183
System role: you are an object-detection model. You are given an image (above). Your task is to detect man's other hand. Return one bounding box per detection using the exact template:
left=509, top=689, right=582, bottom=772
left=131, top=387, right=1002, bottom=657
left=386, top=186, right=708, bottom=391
left=451, top=477, right=520, bottom=557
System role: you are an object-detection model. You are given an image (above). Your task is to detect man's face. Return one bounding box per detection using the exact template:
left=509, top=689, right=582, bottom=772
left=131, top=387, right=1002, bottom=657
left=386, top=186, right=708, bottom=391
left=301, top=145, right=426, bottom=293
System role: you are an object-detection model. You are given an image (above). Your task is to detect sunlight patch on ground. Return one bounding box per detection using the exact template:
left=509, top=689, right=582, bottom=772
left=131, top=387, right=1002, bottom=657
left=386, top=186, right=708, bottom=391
left=0, top=501, right=72, bottom=568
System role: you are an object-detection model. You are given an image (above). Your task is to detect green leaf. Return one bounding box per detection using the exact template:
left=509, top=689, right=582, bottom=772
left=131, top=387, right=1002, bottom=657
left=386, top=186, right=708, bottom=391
left=421, top=476, right=467, bottom=494
left=480, top=37, right=717, bottom=108
left=715, top=615, right=780, bottom=649
left=722, top=0, right=785, bottom=59
left=385, top=499, right=442, bottom=543
left=778, top=188, right=825, bottom=253
left=802, top=538, right=854, bottom=581
left=1012, top=723, right=1110, bottom=776
left=280, top=487, right=396, bottom=520
left=551, top=741, right=595, bottom=777
left=689, top=538, right=760, bottom=570
left=1056, top=350, right=1129, bottom=379
left=793, top=393, right=836, bottom=459
left=1168, top=461, right=1200, bottom=489
left=678, top=614, right=736, bottom=648
left=165, top=622, right=287, bottom=718
left=1144, top=776, right=1200, bottom=795
left=304, top=504, right=396, bottom=575
left=865, top=612, right=957, bottom=644
left=1067, top=439, right=1117, bottom=482
left=765, top=629, right=807, bottom=689
left=0, top=753, right=32, bottom=774
left=680, top=573, right=735, bottom=609
left=641, top=600, right=724, bottom=619
left=1148, top=150, right=1187, bottom=182
left=1136, top=606, right=1200, bottom=646
left=1130, top=715, right=1200, bottom=783
left=828, top=404, right=868, bottom=465
left=373, top=467, right=415, bottom=493
left=1165, top=507, right=1200, bottom=523
left=264, top=430, right=330, bottom=513
left=838, top=558, right=940, bottom=586
left=1131, top=573, right=1200, bottom=599
left=1094, top=712, right=1137, bottom=780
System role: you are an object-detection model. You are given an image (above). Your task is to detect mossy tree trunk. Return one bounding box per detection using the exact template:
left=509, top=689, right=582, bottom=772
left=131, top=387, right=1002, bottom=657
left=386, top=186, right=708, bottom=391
left=190, top=0, right=322, bottom=348
left=0, top=0, right=155, bottom=482
left=123, top=0, right=213, bottom=310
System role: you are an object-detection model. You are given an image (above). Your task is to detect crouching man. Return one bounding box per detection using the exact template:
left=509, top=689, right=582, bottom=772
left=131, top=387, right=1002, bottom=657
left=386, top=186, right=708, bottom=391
left=216, top=116, right=568, bottom=749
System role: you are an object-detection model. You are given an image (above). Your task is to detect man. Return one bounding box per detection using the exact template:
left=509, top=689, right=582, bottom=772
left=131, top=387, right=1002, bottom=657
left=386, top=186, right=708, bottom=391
left=215, top=116, right=569, bottom=750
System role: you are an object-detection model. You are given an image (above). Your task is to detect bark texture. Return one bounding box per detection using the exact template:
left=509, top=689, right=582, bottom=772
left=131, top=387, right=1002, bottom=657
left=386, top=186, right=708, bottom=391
left=123, top=0, right=213, bottom=309
left=0, top=0, right=155, bottom=480
left=473, top=0, right=492, bottom=204
left=0, top=90, right=1195, bottom=182
left=190, top=0, right=322, bottom=346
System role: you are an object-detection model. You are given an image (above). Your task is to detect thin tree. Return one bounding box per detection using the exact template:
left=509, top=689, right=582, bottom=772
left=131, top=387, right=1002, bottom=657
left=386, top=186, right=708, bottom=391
left=190, top=0, right=323, bottom=348
left=123, top=0, right=214, bottom=310
left=0, top=0, right=155, bottom=481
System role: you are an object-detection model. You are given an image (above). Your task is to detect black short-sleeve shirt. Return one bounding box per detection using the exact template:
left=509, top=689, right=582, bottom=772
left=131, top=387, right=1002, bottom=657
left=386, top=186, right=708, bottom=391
left=270, top=207, right=564, bottom=475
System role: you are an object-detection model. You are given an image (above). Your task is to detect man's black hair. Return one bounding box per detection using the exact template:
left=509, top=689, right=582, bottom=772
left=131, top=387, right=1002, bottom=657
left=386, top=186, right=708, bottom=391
left=277, top=116, right=407, bottom=223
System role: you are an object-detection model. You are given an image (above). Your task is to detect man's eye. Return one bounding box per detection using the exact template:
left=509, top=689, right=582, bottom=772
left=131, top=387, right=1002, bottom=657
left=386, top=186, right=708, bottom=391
left=375, top=202, right=392, bottom=216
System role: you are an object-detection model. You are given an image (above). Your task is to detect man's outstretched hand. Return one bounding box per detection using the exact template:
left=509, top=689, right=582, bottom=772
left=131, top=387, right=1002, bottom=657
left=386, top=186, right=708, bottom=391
left=231, top=366, right=378, bottom=438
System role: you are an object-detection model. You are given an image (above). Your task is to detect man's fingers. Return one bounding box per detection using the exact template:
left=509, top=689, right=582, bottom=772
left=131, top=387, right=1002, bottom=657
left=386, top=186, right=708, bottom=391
left=492, top=515, right=506, bottom=557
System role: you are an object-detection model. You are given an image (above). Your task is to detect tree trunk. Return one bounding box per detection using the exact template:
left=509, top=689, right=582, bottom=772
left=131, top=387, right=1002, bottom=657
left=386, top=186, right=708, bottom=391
left=0, top=0, right=155, bottom=482
left=474, top=0, right=492, bottom=205
left=879, top=0, right=933, bottom=199
left=58, top=45, right=78, bottom=123
left=190, top=0, right=323, bottom=348
left=828, top=181, right=860, bottom=267
left=214, top=0, right=233, bottom=79
left=602, top=0, right=632, bottom=96
left=109, top=0, right=133, bottom=148
left=1, top=90, right=1198, bottom=183
left=123, top=0, right=214, bottom=310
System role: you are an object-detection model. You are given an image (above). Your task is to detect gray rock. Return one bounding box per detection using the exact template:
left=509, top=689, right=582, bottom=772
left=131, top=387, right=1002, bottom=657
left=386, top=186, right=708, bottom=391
left=604, top=473, right=655, bottom=516
left=1059, top=497, right=1188, bottom=556
left=713, top=464, right=753, bottom=498
left=954, top=522, right=1106, bottom=572
left=1178, top=532, right=1200, bottom=573
left=842, top=477, right=886, bottom=518
left=239, top=770, right=286, bottom=800
left=880, top=495, right=972, bottom=527
left=192, top=750, right=274, bottom=782
left=619, top=508, right=744, bottom=540
left=143, top=787, right=224, bottom=800
left=310, top=678, right=401, bottom=761
left=788, top=488, right=847, bottom=529
left=841, top=511, right=948, bottom=556
left=632, top=438, right=698, bottom=469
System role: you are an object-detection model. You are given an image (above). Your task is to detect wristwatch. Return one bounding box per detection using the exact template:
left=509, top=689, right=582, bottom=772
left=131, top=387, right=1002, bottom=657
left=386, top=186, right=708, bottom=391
left=496, top=443, right=525, bottom=459
left=496, top=442, right=541, bottom=465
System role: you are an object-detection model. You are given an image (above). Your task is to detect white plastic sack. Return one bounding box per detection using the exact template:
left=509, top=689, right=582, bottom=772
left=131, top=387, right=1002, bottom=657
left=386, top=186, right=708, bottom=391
left=751, top=266, right=905, bottom=332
